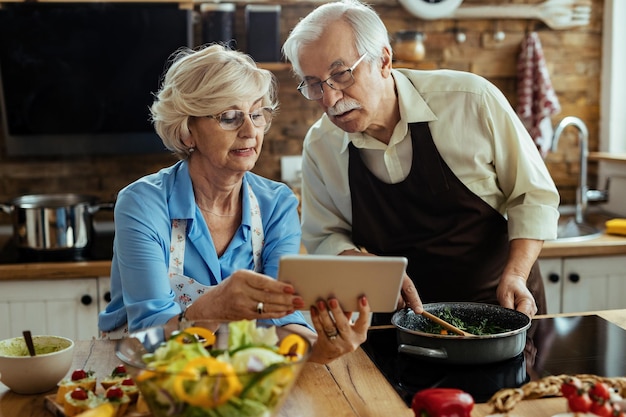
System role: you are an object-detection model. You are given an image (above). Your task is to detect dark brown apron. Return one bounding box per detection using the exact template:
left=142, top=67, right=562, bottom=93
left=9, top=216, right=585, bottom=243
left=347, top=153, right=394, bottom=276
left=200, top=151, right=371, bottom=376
left=348, top=122, right=545, bottom=324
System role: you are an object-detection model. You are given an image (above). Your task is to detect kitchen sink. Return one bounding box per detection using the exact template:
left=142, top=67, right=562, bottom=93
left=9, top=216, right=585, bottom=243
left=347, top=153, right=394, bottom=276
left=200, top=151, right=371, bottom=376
left=554, top=217, right=603, bottom=242
left=550, top=205, right=610, bottom=243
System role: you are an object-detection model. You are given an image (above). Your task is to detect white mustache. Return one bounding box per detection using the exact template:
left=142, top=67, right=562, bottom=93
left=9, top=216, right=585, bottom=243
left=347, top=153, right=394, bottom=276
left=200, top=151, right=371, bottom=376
left=328, top=99, right=362, bottom=116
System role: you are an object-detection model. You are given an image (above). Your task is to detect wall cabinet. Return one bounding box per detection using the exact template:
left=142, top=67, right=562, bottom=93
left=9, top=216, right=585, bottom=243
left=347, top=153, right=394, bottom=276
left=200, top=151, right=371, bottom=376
left=0, top=277, right=111, bottom=341
left=539, top=255, right=626, bottom=314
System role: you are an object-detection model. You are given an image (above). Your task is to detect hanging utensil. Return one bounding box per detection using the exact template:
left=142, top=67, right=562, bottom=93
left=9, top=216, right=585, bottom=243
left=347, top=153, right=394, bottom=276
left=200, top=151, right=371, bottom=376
left=420, top=310, right=474, bottom=337
left=452, top=0, right=592, bottom=30
left=22, top=330, right=36, bottom=356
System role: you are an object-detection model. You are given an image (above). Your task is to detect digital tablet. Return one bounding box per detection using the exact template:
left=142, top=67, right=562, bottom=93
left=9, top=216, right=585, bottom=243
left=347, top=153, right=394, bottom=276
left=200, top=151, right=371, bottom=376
left=277, top=255, right=408, bottom=312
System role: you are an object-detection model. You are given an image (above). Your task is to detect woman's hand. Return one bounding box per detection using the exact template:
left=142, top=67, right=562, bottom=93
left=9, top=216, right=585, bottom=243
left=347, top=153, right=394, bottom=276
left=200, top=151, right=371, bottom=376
left=189, top=269, right=305, bottom=321
left=307, top=295, right=371, bottom=364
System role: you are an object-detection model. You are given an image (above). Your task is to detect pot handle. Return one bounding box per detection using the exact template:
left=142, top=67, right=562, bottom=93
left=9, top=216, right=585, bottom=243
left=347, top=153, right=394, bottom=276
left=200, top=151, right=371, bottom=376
left=398, top=343, right=448, bottom=359
left=0, top=203, right=12, bottom=215
left=88, top=202, right=115, bottom=215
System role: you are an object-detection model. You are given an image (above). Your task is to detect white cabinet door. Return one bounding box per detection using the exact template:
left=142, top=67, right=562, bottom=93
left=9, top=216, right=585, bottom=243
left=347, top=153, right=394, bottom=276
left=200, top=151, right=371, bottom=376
left=0, top=278, right=99, bottom=341
left=538, top=258, right=563, bottom=315
left=539, top=255, right=626, bottom=314
left=97, top=276, right=111, bottom=311
left=562, top=256, right=626, bottom=313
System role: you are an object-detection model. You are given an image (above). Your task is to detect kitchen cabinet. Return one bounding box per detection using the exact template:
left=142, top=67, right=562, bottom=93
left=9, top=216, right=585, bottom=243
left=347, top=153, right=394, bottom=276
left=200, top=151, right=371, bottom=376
left=539, top=255, right=626, bottom=314
left=0, top=277, right=111, bottom=341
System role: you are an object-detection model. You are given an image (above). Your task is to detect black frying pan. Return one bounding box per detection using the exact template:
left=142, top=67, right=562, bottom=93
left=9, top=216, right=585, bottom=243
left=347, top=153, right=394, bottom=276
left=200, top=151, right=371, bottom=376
left=391, top=302, right=531, bottom=364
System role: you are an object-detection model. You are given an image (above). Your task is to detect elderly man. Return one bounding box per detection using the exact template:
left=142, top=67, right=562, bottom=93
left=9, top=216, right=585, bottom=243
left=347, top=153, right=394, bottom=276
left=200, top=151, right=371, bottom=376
left=282, top=0, right=559, bottom=322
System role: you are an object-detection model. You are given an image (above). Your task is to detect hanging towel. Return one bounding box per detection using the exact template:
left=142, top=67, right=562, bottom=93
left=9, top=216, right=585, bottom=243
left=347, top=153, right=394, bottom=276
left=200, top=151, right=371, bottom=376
left=516, top=32, right=561, bottom=157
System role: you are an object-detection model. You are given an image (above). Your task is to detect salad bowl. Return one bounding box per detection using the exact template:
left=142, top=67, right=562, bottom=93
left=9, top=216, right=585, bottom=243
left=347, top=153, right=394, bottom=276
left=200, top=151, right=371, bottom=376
left=115, top=319, right=311, bottom=417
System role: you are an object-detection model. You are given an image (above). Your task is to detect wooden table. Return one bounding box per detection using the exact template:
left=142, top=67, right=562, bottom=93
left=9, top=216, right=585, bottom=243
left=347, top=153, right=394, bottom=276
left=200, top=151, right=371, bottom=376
left=1, top=309, right=625, bottom=417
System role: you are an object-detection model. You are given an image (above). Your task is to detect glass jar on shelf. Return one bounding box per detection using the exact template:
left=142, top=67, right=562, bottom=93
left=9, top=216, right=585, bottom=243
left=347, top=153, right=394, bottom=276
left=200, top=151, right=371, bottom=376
left=392, top=31, right=426, bottom=62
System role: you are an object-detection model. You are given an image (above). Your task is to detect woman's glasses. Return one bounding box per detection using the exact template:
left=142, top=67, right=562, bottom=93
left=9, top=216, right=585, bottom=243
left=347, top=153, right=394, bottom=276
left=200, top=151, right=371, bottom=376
left=206, top=107, right=274, bottom=131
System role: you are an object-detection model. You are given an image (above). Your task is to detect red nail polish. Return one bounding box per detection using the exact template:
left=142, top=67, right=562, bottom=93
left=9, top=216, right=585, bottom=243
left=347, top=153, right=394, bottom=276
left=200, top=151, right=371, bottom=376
left=360, top=296, right=368, bottom=307
left=329, top=299, right=338, bottom=309
left=317, top=300, right=326, bottom=311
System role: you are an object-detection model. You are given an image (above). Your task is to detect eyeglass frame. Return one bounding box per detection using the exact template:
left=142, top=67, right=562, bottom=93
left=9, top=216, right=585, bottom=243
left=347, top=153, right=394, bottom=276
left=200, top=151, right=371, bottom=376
left=297, top=52, right=368, bottom=101
left=205, top=107, right=274, bottom=132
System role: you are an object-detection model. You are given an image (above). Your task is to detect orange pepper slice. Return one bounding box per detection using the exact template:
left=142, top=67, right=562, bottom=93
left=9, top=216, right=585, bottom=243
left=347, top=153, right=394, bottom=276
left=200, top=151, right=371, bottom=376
left=171, top=327, right=216, bottom=347
left=278, top=334, right=308, bottom=360
left=172, top=357, right=242, bottom=408
left=135, top=364, right=170, bottom=382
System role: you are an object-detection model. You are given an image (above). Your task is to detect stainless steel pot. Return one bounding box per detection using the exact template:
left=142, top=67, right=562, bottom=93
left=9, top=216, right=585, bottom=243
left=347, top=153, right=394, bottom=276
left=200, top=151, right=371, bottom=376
left=391, top=302, right=531, bottom=364
left=0, top=193, right=114, bottom=252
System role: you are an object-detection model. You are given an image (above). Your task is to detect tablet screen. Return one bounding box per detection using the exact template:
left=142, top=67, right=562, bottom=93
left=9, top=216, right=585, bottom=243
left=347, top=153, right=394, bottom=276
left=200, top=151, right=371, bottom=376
left=278, top=255, right=407, bottom=312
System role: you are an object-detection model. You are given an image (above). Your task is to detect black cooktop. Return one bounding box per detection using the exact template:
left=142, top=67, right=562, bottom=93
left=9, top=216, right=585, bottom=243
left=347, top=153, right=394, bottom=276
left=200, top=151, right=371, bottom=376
left=0, top=227, right=114, bottom=263
left=362, top=315, right=626, bottom=406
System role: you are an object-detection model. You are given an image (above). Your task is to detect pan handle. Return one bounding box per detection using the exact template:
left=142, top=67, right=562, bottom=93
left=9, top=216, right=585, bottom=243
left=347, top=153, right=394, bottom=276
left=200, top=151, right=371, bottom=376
left=398, top=343, right=448, bottom=359
left=0, top=203, right=11, bottom=214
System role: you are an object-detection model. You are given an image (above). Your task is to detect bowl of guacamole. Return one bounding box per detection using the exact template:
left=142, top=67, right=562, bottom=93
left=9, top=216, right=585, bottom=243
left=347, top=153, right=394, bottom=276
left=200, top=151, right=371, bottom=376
left=0, top=335, right=74, bottom=394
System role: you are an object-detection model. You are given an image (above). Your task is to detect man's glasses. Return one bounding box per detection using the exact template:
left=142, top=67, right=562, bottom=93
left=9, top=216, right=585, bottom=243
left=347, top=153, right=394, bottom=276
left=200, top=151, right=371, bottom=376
left=206, top=107, right=274, bottom=131
left=297, top=53, right=368, bottom=101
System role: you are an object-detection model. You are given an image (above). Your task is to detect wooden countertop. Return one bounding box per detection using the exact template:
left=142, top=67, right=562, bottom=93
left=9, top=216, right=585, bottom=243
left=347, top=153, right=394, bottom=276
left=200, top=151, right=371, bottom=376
left=541, top=232, right=626, bottom=258
left=1, top=309, right=625, bottom=417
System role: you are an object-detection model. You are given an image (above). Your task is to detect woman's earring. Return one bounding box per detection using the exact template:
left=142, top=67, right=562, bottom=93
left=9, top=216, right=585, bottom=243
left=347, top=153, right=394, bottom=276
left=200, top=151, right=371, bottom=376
left=188, top=146, right=195, bottom=153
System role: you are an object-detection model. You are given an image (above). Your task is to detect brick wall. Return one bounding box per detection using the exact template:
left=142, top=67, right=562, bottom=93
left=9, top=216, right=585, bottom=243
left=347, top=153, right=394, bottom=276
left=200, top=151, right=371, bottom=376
left=0, top=0, right=603, bottom=223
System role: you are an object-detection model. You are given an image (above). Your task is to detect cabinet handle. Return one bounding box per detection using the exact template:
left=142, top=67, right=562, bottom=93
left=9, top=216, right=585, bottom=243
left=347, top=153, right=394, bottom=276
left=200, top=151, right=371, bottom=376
left=104, top=291, right=111, bottom=303
left=81, top=294, right=93, bottom=306
left=568, top=273, right=580, bottom=283
left=548, top=273, right=560, bottom=283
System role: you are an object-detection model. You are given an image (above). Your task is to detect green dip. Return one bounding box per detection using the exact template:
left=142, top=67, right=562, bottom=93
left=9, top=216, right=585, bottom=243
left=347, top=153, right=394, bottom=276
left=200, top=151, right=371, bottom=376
left=0, top=337, right=70, bottom=357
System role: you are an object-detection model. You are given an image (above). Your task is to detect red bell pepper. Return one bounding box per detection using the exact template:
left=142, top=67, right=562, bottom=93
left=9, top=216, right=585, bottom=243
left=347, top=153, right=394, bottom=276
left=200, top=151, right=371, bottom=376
left=411, top=388, right=475, bottom=417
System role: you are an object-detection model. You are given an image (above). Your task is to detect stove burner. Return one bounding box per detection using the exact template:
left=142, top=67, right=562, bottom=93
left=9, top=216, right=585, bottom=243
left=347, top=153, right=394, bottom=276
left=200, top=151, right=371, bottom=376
left=362, top=315, right=626, bottom=406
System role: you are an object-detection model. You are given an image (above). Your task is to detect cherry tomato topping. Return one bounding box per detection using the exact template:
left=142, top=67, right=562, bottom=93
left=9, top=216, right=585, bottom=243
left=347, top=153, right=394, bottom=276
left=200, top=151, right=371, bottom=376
left=121, top=378, right=135, bottom=386
left=590, top=398, right=613, bottom=417
left=561, top=376, right=583, bottom=398
left=112, top=365, right=127, bottom=377
left=589, top=382, right=612, bottom=401
left=568, top=392, right=593, bottom=413
left=70, top=387, right=88, bottom=400
left=106, top=386, right=125, bottom=400
left=71, top=369, right=88, bottom=381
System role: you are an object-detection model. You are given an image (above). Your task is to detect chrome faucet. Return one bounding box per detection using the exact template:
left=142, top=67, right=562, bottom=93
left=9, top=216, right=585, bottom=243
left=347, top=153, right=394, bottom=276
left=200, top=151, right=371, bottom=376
left=551, top=116, right=588, bottom=224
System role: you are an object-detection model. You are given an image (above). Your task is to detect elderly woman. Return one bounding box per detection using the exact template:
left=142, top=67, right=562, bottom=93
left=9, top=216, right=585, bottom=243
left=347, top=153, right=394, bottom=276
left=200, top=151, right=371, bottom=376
left=98, top=44, right=370, bottom=364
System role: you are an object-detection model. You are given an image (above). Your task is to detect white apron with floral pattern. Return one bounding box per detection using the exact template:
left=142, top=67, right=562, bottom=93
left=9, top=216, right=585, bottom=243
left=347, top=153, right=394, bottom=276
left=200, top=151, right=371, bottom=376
left=101, top=184, right=264, bottom=339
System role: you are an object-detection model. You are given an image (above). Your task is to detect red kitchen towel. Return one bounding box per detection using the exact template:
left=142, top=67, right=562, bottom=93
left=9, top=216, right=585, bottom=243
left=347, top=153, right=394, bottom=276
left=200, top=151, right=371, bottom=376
left=516, top=32, right=561, bottom=157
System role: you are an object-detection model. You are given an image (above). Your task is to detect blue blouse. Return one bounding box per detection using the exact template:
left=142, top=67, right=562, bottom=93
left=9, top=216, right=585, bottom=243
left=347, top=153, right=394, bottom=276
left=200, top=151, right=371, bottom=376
left=98, top=160, right=309, bottom=332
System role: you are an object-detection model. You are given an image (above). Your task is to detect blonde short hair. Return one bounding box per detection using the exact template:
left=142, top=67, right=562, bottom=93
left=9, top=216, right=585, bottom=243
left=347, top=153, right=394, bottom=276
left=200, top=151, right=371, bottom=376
left=150, top=44, right=278, bottom=159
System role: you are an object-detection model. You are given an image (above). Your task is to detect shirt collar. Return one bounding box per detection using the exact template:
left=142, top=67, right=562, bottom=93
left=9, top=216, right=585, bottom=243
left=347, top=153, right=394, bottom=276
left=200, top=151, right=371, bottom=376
left=393, top=69, right=438, bottom=124
left=168, top=160, right=196, bottom=220
left=167, top=161, right=251, bottom=230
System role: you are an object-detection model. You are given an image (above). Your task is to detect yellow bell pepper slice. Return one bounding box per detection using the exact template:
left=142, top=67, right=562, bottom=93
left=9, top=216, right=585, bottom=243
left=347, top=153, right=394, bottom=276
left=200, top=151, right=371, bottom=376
left=135, top=363, right=169, bottom=383
left=172, top=326, right=216, bottom=347
left=172, top=357, right=242, bottom=408
left=278, top=334, right=308, bottom=360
